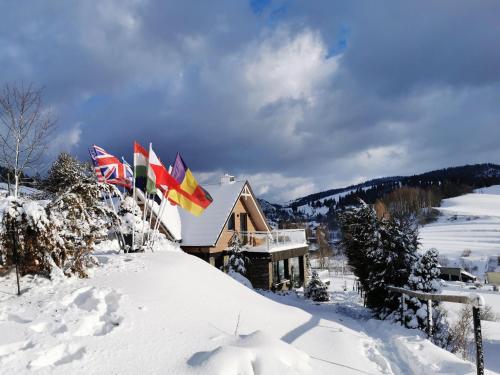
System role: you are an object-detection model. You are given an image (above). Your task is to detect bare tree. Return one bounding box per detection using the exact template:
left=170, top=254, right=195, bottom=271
left=316, top=225, right=331, bottom=269
left=0, top=83, right=56, bottom=197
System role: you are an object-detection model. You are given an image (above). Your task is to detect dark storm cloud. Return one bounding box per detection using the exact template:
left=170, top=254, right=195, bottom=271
left=1, top=1, right=499, bottom=202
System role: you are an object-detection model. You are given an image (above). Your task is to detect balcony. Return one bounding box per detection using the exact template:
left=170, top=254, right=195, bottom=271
left=239, top=229, right=307, bottom=253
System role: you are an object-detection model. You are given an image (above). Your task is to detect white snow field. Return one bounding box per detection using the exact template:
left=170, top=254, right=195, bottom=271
left=419, top=186, right=500, bottom=373
left=420, top=188, right=500, bottom=275
left=0, top=243, right=487, bottom=375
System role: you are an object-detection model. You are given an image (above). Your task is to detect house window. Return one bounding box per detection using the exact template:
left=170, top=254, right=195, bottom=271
left=240, top=213, right=248, bottom=244
left=240, top=213, right=248, bottom=232
left=273, top=260, right=286, bottom=284
left=290, top=257, right=300, bottom=288
left=228, top=213, right=235, bottom=231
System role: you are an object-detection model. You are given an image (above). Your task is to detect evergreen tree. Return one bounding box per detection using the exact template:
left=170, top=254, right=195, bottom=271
left=304, top=271, right=330, bottom=302
left=368, top=217, right=419, bottom=318
left=339, top=203, right=420, bottom=319
left=44, top=152, right=93, bottom=193
left=407, top=248, right=441, bottom=293
left=405, top=248, right=449, bottom=346
left=228, top=233, right=248, bottom=275
left=338, top=203, right=380, bottom=293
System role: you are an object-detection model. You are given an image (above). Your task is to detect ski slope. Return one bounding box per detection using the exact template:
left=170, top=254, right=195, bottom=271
left=420, top=188, right=500, bottom=274
left=0, top=242, right=485, bottom=374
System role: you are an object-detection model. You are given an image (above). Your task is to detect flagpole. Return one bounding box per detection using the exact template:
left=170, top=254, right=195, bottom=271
left=139, top=191, right=148, bottom=249
left=145, top=143, right=155, bottom=250
left=151, top=190, right=167, bottom=247
left=147, top=193, right=156, bottom=247
left=131, top=154, right=137, bottom=253
left=151, top=162, right=174, bottom=248
left=105, top=188, right=127, bottom=252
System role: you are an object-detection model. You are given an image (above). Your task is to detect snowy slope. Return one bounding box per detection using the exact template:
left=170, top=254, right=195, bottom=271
left=0, top=183, right=42, bottom=196
left=419, top=187, right=500, bottom=373
left=292, top=187, right=370, bottom=217
left=0, top=242, right=486, bottom=374
left=420, top=189, right=500, bottom=274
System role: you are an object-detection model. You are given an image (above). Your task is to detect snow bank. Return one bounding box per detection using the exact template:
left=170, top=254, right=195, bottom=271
left=0, top=241, right=490, bottom=374
left=188, top=331, right=311, bottom=375
left=228, top=270, right=253, bottom=288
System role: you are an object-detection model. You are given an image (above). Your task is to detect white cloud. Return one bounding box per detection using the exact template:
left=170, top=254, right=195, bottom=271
left=238, top=172, right=316, bottom=203
left=243, top=28, right=339, bottom=109
left=195, top=169, right=315, bottom=203
left=49, top=123, right=82, bottom=156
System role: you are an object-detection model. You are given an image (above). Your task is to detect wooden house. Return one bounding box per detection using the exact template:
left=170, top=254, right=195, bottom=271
left=179, top=175, right=310, bottom=290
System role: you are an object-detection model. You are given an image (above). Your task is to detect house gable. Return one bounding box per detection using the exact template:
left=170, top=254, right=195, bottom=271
left=213, top=189, right=268, bottom=252
left=179, top=180, right=269, bottom=251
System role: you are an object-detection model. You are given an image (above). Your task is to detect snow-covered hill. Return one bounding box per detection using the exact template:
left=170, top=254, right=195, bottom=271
left=420, top=187, right=500, bottom=275
left=261, top=163, right=500, bottom=225
left=0, top=242, right=485, bottom=374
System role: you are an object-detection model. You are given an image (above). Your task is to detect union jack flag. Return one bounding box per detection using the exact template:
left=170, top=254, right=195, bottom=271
left=89, top=145, right=133, bottom=188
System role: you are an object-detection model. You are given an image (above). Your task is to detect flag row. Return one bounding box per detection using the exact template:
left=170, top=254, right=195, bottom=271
left=89, top=143, right=213, bottom=216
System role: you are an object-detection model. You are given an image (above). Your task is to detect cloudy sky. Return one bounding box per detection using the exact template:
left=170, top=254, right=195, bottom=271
left=1, top=1, right=499, bottom=202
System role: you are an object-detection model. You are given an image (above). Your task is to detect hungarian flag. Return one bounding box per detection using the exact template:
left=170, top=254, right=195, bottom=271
left=167, top=153, right=213, bottom=216
left=133, top=142, right=149, bottom=193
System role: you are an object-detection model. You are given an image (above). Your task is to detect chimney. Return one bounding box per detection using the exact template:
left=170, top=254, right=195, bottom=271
left=220, top=173, right=235, bottom=185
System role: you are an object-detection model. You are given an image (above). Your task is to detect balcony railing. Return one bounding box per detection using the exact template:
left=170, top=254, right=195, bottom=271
left=239, top=229, right=307, bottom=252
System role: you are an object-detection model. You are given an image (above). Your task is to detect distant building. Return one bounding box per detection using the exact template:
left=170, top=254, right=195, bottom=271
left=438, top=266, right=477, bottom=282
left=179, top=175, right=310, bottom=290
left=486, top=272, right=500, bottom=286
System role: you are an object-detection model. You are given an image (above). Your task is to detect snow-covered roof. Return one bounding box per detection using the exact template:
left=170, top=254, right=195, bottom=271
left=136, top=189, right=182, bottom=241
left=180, top=180, right=246, bottom=247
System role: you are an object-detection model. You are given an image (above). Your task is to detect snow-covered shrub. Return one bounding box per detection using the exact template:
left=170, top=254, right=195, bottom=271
left=117, top=195, right=147, bottom=251
left=228, top=233, right=248, bottom=275
left=47, top=181, right=116, bottom=277
left=0, top=197, right=56, bottom=276
left=304, top=271, right=330, bottom=302
left=0, top=180, right=116, bottom=278
left=118, top=195, right=144, bottom=236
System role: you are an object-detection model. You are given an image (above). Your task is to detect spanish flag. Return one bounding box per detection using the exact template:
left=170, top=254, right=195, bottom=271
left=168, top=153, right=213, bottom=216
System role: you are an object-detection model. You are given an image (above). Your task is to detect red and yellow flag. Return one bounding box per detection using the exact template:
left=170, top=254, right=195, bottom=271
left=167, top=153, right=213, bottom=216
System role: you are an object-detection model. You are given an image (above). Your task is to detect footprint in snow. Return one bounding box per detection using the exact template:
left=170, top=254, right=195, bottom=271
left=64, top=287, right=123, bottom=337
left=29, top=344, right=86, bottom=368
left=0, top=340, right=35, bottom=364
left=7, top=313, right=32, bottom=324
